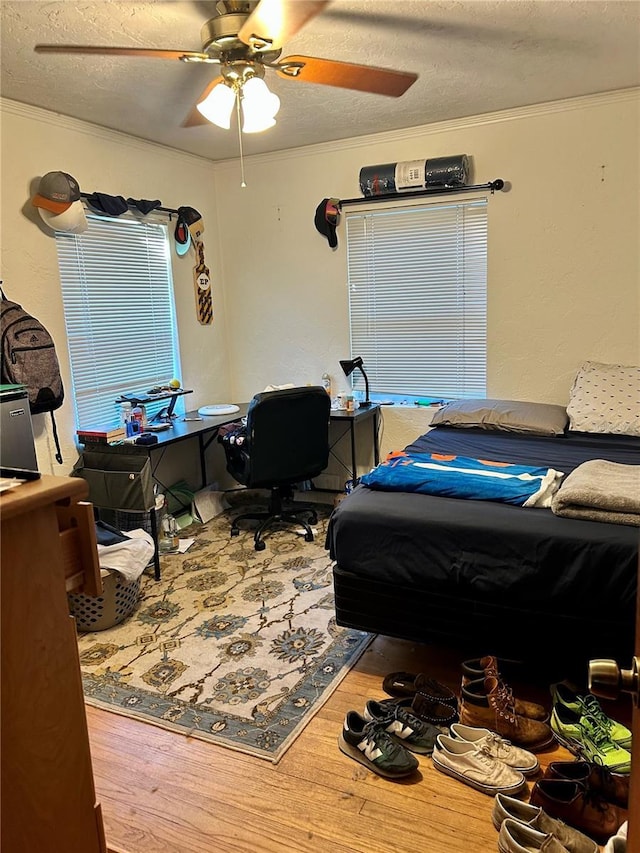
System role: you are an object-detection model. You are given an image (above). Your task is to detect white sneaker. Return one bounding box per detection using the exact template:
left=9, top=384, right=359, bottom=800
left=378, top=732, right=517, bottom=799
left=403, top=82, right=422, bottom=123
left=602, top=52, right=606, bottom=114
left=604, top=822, right=628, bottom=853
left=431, top=734, right=526, bottom=796
left=450, top=722, right=539, bottom=775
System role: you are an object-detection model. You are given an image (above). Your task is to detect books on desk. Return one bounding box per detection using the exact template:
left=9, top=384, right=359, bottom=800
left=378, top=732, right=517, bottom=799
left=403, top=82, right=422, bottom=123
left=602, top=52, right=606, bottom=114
left=77, top=423, right=126, bottom=444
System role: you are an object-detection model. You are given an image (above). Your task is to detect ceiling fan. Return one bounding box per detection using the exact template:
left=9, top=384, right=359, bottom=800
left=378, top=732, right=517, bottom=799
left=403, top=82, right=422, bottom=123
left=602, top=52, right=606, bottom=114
left=34, top=0, right=419, bottom=133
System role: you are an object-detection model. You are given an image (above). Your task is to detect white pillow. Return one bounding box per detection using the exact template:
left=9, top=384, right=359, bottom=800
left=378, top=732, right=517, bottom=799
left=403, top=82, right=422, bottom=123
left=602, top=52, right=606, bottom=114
left=567, top=361, right=640, bottom=435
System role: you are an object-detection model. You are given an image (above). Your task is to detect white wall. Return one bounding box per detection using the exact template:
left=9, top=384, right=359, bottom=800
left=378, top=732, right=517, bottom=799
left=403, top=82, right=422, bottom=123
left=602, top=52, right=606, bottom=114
left=2, top=90, right=639, bottom=475
left=1, top=100, right=232, bottom=476
left=215, top=89, right=640, bottom=451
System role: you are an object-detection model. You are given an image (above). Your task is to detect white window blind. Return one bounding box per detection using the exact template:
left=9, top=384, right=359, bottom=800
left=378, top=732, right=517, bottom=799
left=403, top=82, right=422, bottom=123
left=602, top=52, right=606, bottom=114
left=345, top=197, right=487, bottom=399
left=55, top=213, right=181, bottom=429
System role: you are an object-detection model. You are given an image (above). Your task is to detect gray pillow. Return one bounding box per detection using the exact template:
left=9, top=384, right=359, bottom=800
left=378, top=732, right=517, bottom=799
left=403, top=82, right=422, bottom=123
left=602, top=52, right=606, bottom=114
left=431, top=398, right=569, bottom=436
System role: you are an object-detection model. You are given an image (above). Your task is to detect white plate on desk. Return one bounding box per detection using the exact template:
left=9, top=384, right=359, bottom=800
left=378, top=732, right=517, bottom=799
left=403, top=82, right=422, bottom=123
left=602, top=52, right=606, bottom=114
left=198, top=404, right=240, bottom=417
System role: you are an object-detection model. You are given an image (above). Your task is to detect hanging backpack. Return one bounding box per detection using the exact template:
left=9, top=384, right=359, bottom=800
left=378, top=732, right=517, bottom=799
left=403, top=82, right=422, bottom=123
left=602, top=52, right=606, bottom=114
left=0, top=292, right=65, bottom=464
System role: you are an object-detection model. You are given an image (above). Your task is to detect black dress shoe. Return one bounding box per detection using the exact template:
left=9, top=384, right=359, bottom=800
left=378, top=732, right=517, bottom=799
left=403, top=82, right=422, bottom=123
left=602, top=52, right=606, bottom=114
left=382, top=671, right=458, bottom=708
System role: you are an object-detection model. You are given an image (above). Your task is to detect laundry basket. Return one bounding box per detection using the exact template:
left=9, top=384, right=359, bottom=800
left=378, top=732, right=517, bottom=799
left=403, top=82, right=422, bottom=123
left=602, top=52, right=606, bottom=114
left=68, top=569, right=141, bottom=632
left=114, top=503, right=161, bottom=538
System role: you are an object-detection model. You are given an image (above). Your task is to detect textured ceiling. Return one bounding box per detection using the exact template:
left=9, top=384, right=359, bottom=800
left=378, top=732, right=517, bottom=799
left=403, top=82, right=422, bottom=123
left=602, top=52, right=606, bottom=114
left=1, top=1, right=639, bottom=162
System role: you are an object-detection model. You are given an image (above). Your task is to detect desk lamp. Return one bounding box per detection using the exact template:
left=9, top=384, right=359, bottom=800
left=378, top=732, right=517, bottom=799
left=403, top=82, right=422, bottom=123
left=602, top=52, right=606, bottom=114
left=340, top=357, right=372, bottom=407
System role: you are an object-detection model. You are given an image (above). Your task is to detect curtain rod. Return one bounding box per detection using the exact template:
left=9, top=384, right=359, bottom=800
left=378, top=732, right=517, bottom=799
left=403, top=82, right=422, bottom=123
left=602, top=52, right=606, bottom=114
left=338, top=179, right=505, bottom=208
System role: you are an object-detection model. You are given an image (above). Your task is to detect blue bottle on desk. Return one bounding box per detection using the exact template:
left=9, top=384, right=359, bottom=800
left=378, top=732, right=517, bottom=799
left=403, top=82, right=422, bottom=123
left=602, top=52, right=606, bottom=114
left=131, top=403, right=146, bottom=432
left=121, top=402, right=138, bottom=437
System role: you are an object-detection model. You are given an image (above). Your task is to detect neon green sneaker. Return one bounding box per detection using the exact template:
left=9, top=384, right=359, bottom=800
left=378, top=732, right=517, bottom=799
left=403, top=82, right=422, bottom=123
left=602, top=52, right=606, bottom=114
left=550, top=703, right=631, bottom=773
left=551, top=682, right=632, bottom=749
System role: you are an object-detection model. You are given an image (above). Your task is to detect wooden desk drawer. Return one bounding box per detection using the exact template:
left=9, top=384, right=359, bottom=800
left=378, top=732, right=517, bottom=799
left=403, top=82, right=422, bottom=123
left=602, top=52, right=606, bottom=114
left=56, top=500, right=102, bottom=595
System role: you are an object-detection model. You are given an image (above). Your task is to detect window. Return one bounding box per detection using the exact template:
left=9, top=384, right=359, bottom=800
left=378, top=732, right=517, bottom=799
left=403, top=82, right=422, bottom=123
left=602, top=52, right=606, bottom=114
left=55, top=213, right=181, bottom=428
left=345, top=197, right=487, bottom=401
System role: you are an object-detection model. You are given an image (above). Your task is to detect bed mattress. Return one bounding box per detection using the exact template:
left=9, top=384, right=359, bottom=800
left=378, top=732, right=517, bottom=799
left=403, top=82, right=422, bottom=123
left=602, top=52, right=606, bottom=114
left=327, top=428, right=639, bottom=630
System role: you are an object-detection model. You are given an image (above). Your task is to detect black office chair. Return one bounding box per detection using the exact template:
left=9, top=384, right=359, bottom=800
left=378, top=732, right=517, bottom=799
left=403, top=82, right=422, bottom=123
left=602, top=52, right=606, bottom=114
left=220, top=386, right=331, bottom=551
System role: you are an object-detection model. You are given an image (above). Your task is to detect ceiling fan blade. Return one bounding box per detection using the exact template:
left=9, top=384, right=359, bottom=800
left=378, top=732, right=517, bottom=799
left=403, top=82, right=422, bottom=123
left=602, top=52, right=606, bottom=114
left=238, top=0, right=329, bottom=51
left=182, top=76, right=226, bottom=128
left=277, top=55, right=418, bottom=97
left=34, top=45, right=213, bottom=62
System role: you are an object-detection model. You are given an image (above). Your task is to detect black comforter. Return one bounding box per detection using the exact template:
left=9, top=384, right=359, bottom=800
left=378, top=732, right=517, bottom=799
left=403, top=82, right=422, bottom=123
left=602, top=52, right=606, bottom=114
left=326, top=427, right=639, bottom=661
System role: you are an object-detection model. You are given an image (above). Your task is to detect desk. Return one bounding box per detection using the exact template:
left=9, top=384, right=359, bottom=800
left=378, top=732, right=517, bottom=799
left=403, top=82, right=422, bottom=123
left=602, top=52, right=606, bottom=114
left=135, top=405, right=249, bottom=494
left=78, top=403, right=379, bottom=577
left=82, top=405, right=249, bottom=494
left=329, top=404, right=380, bottom=486
left=79, top=405, right=249, bottom=579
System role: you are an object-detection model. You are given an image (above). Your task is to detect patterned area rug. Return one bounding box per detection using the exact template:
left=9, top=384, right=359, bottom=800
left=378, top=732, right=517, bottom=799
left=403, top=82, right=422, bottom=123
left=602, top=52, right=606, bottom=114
left=77, top=497, right=371, bottom=763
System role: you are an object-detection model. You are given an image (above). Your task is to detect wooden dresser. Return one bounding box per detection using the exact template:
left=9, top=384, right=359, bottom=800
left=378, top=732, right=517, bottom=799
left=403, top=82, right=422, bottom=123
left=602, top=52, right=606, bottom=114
left=1, top=475, right=107, bottom=853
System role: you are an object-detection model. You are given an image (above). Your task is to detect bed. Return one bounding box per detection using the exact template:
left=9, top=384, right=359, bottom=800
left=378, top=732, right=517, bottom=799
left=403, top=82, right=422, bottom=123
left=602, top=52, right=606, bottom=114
left=326, top=373, right=640, bottom=669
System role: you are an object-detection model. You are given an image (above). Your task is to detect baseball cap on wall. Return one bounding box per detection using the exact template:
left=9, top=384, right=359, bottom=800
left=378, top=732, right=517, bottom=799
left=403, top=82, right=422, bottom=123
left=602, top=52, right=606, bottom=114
left=178, top=206, right=204, bottom=241
left=127, top=197, right=162, bottom=215
left=38, top=200, right=88, bottom=234
left=173, top=217, right=191, bottom=258
left=314, top=197, right=340, bottom=248
left=32, top=171, right=81, bottom=214
left=85, top=192, right=129, bottom=216
left=174, top=215, right=191, bottom=256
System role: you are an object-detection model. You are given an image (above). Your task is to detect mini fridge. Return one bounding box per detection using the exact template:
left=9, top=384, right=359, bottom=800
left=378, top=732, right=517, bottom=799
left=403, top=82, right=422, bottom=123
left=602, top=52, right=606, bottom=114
left=0, top=389, right=38, bottom=473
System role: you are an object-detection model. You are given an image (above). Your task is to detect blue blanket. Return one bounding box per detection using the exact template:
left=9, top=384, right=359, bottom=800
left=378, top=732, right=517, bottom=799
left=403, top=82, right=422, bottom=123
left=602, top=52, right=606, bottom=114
left=360, top=451, right=564, bottom=507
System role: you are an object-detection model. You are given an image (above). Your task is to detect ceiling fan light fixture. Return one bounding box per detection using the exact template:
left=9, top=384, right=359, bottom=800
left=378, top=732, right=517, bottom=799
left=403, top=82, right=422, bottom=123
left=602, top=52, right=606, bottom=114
left=196, top=81, right=236, bottom=129
left=241, top=76, right=280, bottom=133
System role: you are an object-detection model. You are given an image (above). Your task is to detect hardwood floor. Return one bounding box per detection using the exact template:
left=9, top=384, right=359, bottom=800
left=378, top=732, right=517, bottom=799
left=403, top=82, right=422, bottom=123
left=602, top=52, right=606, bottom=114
left=88, top=635, right=616, bottom=853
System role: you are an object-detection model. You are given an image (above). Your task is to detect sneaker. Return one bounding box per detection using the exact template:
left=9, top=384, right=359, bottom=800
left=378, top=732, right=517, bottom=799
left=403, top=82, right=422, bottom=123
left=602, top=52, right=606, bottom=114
left=551, top=683, right=632, bottom=750
left=492, top=793, right=598, bottom=853
left=450, top=722, right=539, bottom=775
left=497, top=818, right=571, bottom=853
left=550, top=704, right=631, bottom=772
left=382, top=671, right=458, bottom=709
left=530, top=779, right=627, bottom=846
left=376, top=694, right=458, bottom=730
left=338, top=710, right=419, bottom=779
left=431, top=734, right=527, bottom=796
left=411, top=693, right=459, bottom=729
left=460, top=675, right=554, bottom=751
left=544, top=760, right=630, bottom=808
left=363, top=699, right=440, bottom=754
left=463, top=655, right=548, bottom=721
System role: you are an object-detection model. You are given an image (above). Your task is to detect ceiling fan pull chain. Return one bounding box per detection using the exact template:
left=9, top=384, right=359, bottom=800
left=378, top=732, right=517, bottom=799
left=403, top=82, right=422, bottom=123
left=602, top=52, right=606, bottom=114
left=236, top=93, right=247, bottom=188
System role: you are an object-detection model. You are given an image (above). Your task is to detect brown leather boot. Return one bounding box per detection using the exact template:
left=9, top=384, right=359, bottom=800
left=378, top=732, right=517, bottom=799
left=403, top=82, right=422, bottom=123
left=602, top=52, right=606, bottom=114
left=544, top=760, right=630, bottom=809
left=459, top=676, right=554, bottom=751
left=530, top=778, right=627, bottom=845
left=461, top=655, right=548, bottom=721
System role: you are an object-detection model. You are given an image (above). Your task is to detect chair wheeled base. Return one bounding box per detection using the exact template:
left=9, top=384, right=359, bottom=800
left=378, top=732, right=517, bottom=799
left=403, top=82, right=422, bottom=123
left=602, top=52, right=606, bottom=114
left=230, top=485, right=318, bottom=551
